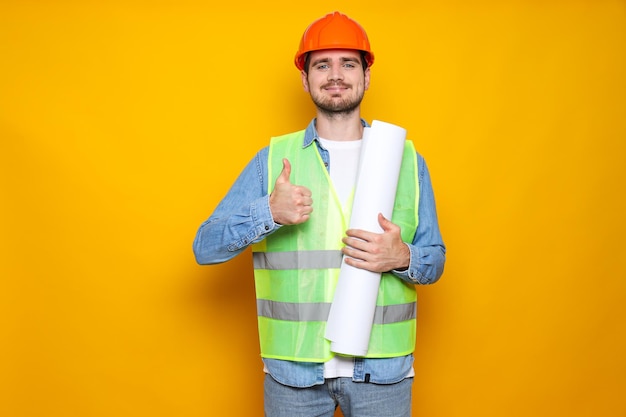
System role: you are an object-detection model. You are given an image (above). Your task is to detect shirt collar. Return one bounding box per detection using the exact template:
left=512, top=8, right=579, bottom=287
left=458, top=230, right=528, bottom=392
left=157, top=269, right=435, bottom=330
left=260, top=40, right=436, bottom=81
left=302, top=118, right=370, bottom=148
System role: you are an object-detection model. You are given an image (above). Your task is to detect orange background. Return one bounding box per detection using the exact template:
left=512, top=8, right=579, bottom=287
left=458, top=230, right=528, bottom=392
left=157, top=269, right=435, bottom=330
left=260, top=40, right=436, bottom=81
left=1, top=1, right=625, bottom=416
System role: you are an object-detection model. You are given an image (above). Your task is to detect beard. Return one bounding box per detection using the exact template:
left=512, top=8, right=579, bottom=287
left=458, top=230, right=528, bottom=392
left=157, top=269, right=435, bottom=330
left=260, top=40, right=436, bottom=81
left=309, top=83, right=364, bottom=117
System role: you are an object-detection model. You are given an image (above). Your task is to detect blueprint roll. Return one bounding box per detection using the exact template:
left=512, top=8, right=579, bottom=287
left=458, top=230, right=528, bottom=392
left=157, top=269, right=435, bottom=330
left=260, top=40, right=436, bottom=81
left=324, top=120, right=407, bottom=356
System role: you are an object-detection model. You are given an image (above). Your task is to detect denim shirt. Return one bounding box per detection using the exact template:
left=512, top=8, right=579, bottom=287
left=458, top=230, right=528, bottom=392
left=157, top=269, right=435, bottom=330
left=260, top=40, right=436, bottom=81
left=193, top=118, right=446, bottom=387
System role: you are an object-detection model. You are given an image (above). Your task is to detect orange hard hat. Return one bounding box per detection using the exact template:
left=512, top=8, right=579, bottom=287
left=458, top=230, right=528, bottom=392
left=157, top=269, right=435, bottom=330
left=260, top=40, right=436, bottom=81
left=294, top=11, right=375, bottom=71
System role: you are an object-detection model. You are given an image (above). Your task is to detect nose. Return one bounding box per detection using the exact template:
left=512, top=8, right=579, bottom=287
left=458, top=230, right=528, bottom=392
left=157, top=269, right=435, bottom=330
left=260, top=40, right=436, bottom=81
left=327, top=64, right=344, bottom=82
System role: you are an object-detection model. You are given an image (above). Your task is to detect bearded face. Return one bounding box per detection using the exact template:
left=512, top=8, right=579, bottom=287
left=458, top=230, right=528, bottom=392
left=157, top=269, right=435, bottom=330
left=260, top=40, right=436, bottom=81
left=302, top=49, right=370, bottom=118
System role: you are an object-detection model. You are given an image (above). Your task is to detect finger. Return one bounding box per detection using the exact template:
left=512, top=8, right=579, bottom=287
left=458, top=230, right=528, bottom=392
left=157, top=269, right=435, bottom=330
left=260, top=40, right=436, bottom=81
left=344, top=257, right=364, bottom=270
left=378, top=213, right=395, bottom=232
left=344, top=228, right=373, bottom=242
left=342, top=235, right=369, bottom=251
left=342, top=248, right=368, bottom=264
left=298, top=186, right=313, bottom=198
left=299, top=195, right=313, bottom=206
left=275, top=158, right=292, bottom=185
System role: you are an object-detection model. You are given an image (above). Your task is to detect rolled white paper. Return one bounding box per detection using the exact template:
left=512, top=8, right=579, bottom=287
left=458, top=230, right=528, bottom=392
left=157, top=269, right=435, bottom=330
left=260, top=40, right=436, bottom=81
left=324, top=120, right=407, bottom=356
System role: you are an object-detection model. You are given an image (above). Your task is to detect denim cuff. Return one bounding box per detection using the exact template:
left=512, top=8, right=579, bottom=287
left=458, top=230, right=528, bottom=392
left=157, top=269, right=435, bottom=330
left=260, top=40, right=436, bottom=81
left=392, top=243, right=418, bottom=283
left=252, top=194, right=281, bottom=238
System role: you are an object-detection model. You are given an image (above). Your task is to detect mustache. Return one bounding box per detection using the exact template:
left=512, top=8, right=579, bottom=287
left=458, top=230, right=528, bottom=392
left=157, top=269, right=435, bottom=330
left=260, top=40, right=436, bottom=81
left=321, top=81, right=351, bottom=89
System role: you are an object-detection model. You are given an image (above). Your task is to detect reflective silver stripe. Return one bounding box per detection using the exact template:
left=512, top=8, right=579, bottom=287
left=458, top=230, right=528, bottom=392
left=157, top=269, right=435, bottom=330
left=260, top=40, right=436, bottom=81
left=253, top=250, right=343, bottom=270
left=372, top=302, right=417, bottom=324
left=258, top=299, right=416, bottom=324
left=257, top=299, right=332, bottom=322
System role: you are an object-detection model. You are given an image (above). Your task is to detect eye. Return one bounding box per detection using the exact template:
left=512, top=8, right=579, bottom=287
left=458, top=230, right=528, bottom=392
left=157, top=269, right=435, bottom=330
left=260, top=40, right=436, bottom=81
left=343, top=62, right=356, bottom=68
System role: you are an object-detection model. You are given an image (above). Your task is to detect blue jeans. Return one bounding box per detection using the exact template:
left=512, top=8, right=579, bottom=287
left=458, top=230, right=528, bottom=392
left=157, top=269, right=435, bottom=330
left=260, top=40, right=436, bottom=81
left=264, top=374, right=413, bottom=417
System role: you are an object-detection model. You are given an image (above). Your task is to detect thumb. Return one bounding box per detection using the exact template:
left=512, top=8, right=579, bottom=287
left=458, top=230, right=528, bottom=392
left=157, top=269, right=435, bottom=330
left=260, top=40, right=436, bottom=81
left=378, top=213, right=394, bottom=232
left=275, top=158, right=292, bottom=185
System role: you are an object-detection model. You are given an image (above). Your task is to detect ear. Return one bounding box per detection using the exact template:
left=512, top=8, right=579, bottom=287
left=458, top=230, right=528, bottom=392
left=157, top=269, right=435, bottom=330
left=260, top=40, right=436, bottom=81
left=301, top=70, right=310, bottom=92
left=364, top=67, right=371, bottom=91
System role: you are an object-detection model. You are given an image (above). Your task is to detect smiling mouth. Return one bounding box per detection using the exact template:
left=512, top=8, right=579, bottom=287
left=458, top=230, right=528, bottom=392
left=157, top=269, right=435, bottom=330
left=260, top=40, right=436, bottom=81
left=323, top=83, right=350, bottom=92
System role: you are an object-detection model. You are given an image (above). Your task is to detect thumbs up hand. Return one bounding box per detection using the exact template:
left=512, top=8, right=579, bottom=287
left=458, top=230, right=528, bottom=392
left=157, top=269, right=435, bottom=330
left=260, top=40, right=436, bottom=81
left=269, top=158, right=313, bottom=225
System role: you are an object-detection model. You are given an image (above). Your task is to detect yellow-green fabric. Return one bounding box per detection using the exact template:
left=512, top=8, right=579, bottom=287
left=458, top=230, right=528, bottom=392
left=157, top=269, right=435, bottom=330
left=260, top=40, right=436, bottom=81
left=252, top=130, right=419, bottom=362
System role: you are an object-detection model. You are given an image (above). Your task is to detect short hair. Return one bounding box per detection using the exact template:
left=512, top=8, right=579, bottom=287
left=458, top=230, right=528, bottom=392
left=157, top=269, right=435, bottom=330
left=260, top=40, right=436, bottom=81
left=303, top=51, right=369, bottom=74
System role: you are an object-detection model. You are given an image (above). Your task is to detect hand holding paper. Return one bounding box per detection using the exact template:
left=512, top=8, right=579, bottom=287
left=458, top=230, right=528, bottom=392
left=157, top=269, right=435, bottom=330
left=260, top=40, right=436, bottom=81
left=342, top=213, right=410, bottom=273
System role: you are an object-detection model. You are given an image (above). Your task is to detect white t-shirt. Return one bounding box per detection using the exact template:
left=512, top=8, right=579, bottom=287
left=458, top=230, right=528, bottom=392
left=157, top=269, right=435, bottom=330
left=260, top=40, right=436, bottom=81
left=318, top=137, right=363, bottom=378
left=318, top=137, right=362, bottom=207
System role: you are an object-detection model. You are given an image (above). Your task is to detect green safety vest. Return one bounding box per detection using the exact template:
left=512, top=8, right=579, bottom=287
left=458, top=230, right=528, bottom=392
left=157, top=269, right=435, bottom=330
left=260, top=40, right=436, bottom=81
left=252, top=130, right=419, bottom=362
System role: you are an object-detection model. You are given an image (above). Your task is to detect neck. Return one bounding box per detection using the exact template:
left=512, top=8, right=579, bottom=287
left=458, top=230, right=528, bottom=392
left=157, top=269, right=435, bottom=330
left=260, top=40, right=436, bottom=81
left=315, top=111, right=363, bottom=141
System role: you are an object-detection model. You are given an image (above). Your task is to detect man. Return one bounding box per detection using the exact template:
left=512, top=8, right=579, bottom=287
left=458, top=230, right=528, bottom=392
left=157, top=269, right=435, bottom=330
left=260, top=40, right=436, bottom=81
left=193, top=11, right=445, bottom=417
